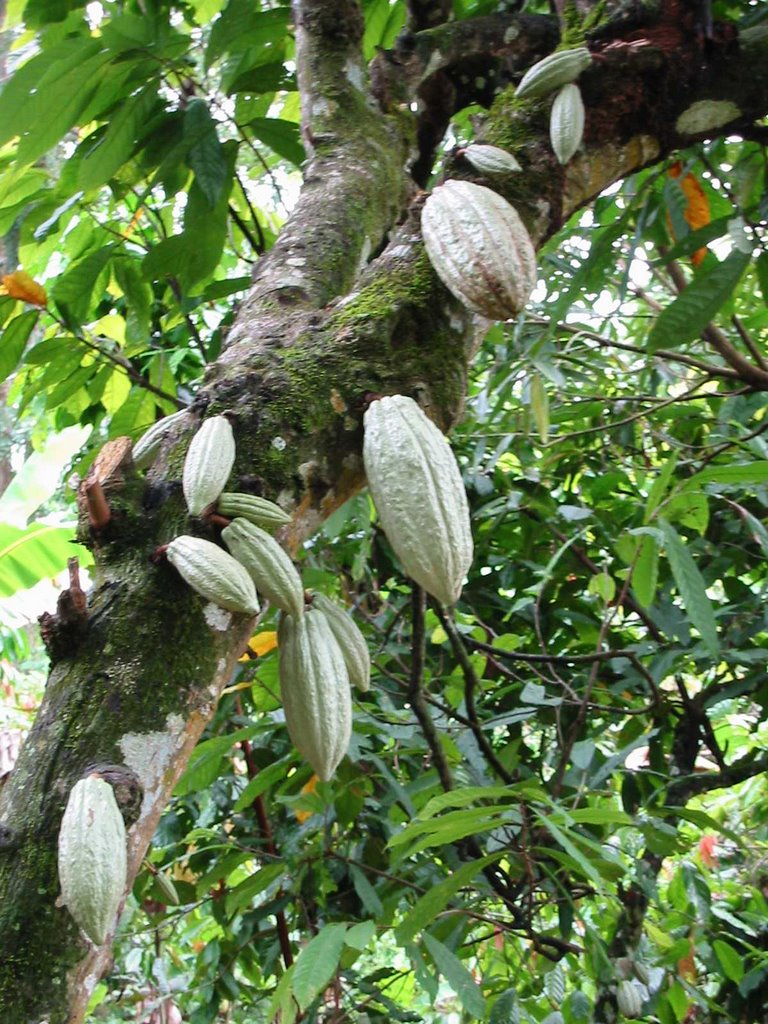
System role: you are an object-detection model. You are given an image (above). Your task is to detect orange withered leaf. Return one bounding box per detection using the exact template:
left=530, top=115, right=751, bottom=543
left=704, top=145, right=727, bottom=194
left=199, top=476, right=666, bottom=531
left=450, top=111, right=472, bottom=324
left=1, top=270, right=47, bottom=307
left=668, top=161, right=710, bottom=266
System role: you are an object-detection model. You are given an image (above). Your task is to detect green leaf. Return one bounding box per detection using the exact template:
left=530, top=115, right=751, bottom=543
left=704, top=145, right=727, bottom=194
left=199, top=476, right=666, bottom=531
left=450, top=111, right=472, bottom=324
left=249, top=117, right=304, bottom=166
left=233, top=760, right=289, bottom=811
left=395, top=854, right=499, bottom=944
left=489, top=988, right=520, bottom=1024
left=52, top=245, right=116, bottom=324
left=291, top=923, right=348, bottom=1011
left=0, top=522, right=92, bottom=596
left=350, top=865, right=383, bottom=918
left=344, top=920, right=376, bottom=950
left=418, top=785, right=522, bottom=820
left=756, top=251, right=768, bottom=306
left=184, top=99, right=228, bottom=208
left=658, top=518, right=719, bottom=657
left=79, top=85, right=157, bottom=190
left=647, top=249, right=750, bottom=352
left=644, top=453, right=678, bottom=523
left=422, top=933, right=485, bottom=1018
left=681, top=461, right=768, bottom=489
left=225, top=862, right=286, bottom=916
left=713, top=939, right=744, bottom=983
left=633, top=534, right=659, bottom=608
left=0, top=311, right=40, bottom=383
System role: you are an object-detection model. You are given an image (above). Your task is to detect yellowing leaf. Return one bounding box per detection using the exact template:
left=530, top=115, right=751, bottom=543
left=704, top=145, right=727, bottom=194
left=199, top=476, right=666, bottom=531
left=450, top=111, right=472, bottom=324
left=1, top=271, right=47, bottom=307
left=295, top=774, right=319, bottom=823
left=248, top=630, right=278, bottom=657
left=668, top=162, right=710, bottom=266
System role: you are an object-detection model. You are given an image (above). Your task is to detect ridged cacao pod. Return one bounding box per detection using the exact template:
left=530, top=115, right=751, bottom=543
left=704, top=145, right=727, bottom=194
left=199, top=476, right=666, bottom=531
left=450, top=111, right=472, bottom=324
left=550, top=83, right=585, bottom=164
left=57, top=775, right=127, bottom=945
left=515, top=46, right=591, bottom=100
left=222, top=518, right=304, bottom=618
left=312, top=593, right=371, bottom=692
left=616, top=980, right=643, bottom=1019
left=363, top=395, right=473, bottom=605
left=132, top=408, right=191, bottom=470
left=421, top=180, right=537, bottom=320
left=217, top=492, right=292, bottom=530
left=462, top=143, right=521, bottom=176
left=182, top=415, right=236, bottom=515
left=166, top=535, right=259, bottom=615
left=278, top=609, right=352, bottom=780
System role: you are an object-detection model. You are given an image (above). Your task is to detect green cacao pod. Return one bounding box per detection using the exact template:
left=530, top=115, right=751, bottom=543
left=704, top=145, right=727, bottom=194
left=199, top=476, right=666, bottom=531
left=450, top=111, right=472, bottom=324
left=278, top=608, right=352, bottom=780
left=182, top=415, right=236, bottom=515
left=132, top=408, right=191, bottom=470
left=462, top=143, right=521, bottom=176
left=57, top=775, right=127, bottom=945
left=222, top=518, right=304, bottom=618
left=616, top=980, right=643, bottom=1019
left=363, top=395, right=473, bottom=605
left=515, top=46, right=591, bottom=100
left=217, top=492, right=292, bottom=530
left=312, top=593, right=371, bottom=692
left=166, top=535, right=259, bottom=615
left=421, top=180, right=537, bottom=320
left=550, top=83, right=585, bottom=164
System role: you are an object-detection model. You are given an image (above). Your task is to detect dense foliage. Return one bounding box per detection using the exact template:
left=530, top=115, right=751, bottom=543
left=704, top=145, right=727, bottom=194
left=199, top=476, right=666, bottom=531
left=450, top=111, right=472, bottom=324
left=1, top=0, right=768, bottom=1021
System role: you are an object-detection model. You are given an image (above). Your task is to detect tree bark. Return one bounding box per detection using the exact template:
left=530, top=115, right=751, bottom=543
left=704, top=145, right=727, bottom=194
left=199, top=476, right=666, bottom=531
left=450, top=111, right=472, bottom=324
left=1, top=1, right=767, bottom=1020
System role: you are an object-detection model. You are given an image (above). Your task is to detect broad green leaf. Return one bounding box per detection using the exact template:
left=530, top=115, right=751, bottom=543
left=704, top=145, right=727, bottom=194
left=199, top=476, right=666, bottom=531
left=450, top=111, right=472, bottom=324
left=633, top=533, right=659, bottom=608
left=206, top=1, right=289, bottom=67
left=395, top=854, right=499, bottom=944
left=0, top=311, right=39, bottom=383
left=659, top=518, right=719, bottom=657
left=644, top=453, right=678, bottom=523
left=713, top=939, right=744, bottom=983
left=225, top=862, right=286, bottom=916
left=665, top=491, right=709, bottom=534
left=534, top=814, right=605, bottom=891
left=350, top=865, right=383, bottom=918
left=681, top=461, right=768, bottom=489
left=184, top=99, right=228, bottom=208
left=291, top=923, right=348, bottom=1011
left=0, top=522, right=92, bottom=596
left=249, top=117, right=304, bottom=166
left=489, top=988, right=520, bottom=1024
left=233, top=760, right=289, bottom=811
left=757, top=250, right=768, bottom=305
left=79, top=86, right=157, bottom=190
left=647, top=249, right=750, bottom=352
left=344, top=920, right=376, bottom=950
left=422, top=933, right=485, bottom=1018
left=52, top=245, right=116, bottom=324
left=418, top=786, right=521, bottom=820
left=530, top=372, right=549, bottom=443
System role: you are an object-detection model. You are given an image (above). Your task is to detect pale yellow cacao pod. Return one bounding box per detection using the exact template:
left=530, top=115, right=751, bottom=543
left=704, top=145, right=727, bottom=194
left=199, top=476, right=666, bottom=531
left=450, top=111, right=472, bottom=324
left=182, top=415, right=236, bottom=515
left=278, top=609, right=352, bottom=781
left=462, top=144, right=521, bottom=175
left=363, top=395, right=472, bottom=605
left=616, top=980, right=643, bottom=1018
left=550, top=83, right=585, bottom=164
left=312, top=593, right=371, bottom=692
left=132, top=408, right=191, bottom=470
left=222, top=518, right=304, bottom=618
left=57, top=775, right=127, bottom=945
left=421, top=180, right=537, bottom=320
left=515, top=46, right=591, bottom=99
left=217, top=492, right=292, bottom=530
left=166, top=535, right=259, bottom=615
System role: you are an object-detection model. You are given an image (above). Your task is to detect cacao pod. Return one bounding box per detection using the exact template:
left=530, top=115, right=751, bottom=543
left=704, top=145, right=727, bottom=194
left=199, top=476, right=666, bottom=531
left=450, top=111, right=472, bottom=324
left=222, top=518, right=304, bottom=618
left=278, top=608, right=352, bottom=780
left=217, top=491, right=292, bottom=530
left=616, top=980, right=643, bottom=1019
left=550, top=83, right=585, bottom=164
left=132, top=408, right=191, bottom=470
left=312, top=593, right=371, bottom=692
left=421, top=180, right=537, bottom=320
left=515, top=46, right=591, bottom=100
left=166, top=535, right=259, bottom=616
left=182, top=415, right=236, bottom=515
left=57, top=775, right=127, bottom=945
left=462, top=143, right=521, bottom=176
left=363, top=394, right=472, bottom=605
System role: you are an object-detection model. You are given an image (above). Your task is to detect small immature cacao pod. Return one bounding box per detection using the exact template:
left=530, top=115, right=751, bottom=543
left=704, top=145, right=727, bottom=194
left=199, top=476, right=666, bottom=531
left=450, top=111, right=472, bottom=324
left=616, top=980, right=643, bottom=1019
left=57, top=775, right=127, bottom=945
left=550, top=83, right=585, bottom=164
left=217, top=491, right=292, bottom=530
left=132, top=408, right=191, bottom=470
left=278, top=609, right=352, bottom=781
left=515, top=46, right=591, bottom=100
left=166, top=535, right=259, bottom=615
left=363, top=395, right=473, bottom=606
left=421, top=180, right=537, bottom=320
left=155, top=871, right=181, bottom=906
left=312, top=593, right=371, bottom=692
left=222, top=518, right=304, bottom=618
left=182, top=415, right=236, bottom=515
left=461, top=143, right=521, bottom=176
